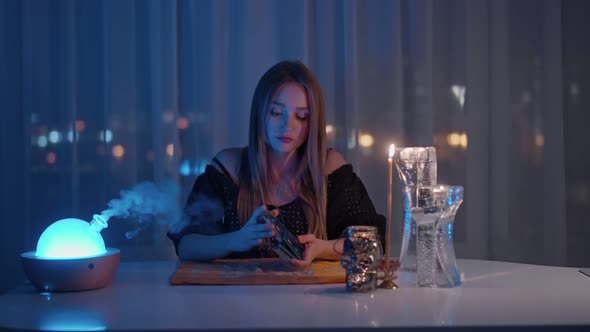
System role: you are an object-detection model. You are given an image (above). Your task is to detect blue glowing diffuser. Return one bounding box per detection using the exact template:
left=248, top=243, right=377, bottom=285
left=20, top=214, right=120, bottom=292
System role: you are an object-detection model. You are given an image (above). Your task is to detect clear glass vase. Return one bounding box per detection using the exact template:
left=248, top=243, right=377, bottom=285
left=434, top=185, right=464, bottom=287
left=413, top=186, right=443, bottom=287
left=394, top=147, right=437, bottom=272
left=413, top=206, right=441, bottom=287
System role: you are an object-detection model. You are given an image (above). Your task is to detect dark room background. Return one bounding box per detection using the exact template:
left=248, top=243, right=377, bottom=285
left=1, top=0, right=589, bottom=293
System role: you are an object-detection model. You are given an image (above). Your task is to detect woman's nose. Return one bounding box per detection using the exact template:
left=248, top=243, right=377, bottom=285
left=281, top=113, right=294, bottom=131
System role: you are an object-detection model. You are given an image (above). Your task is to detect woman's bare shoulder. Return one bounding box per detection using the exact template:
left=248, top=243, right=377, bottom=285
left=212, top=147, right=243, bottom=183
left=325, top=148, right=348, bottom=175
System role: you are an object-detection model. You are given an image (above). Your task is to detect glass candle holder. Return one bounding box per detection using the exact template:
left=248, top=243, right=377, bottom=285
left=340, top=226, right=383, bottom=292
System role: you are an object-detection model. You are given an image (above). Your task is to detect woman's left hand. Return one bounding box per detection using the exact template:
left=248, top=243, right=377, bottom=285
left=290, top=234, right=327, bottom=269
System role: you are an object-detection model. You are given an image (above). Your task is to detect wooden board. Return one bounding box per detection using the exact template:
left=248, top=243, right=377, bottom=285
left=170, top=258, right=346, bottom=285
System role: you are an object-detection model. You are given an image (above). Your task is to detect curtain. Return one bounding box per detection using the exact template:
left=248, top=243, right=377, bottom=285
left=1, top=0, right=589, bottom=291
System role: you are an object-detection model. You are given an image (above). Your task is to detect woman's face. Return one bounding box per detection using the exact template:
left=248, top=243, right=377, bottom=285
left=265, top=82, right=310, bottom=156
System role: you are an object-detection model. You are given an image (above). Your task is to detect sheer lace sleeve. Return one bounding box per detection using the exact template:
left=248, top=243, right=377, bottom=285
left=167, top=165, right=229, bottom=254
left=326, top=164, right=387, bottom=245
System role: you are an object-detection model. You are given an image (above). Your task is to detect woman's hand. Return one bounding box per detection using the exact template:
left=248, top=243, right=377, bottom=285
left=290, top=234, right=328, bottom=269
left=230, top=205, right=276, bottom=252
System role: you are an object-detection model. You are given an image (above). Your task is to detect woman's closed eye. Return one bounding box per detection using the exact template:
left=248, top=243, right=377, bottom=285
left=270, top=105, right=309, bottom=121
left=270, top=107, right=283, bottom=117
left=296, top=111, right=309, bottom=120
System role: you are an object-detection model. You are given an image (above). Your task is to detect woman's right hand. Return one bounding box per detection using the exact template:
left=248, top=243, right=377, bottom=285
left=230, top=205, right=276, bottom=252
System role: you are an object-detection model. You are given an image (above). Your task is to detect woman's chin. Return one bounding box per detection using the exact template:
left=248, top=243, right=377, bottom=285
left=269, top=144, right=298, bottom=155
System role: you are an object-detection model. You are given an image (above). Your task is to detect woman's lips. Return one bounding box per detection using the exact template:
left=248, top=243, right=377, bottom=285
left=278, top=137, right=293, bottom=143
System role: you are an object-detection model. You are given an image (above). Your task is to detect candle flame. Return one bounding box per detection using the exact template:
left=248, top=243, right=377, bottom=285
left=388, top=144, right=396, bottom=159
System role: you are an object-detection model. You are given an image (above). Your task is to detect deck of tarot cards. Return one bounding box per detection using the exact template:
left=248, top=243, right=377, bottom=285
left=257, top=210, right=305, bottom=261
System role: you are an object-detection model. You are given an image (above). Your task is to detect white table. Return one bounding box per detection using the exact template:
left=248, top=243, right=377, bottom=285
left=1, top=259, right=589, bottom=331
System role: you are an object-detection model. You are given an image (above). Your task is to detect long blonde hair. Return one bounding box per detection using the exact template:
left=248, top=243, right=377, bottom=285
left=237, top=61, right=328, bottom=240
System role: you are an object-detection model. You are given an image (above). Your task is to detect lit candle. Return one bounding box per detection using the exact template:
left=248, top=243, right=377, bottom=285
left=386, top=144, right=395, bottom=262
left=380, top=144, right=397, bottom=289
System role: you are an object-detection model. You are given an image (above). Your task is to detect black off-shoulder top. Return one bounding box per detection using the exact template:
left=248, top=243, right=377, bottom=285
left=168, top=159, right=386, bottom=259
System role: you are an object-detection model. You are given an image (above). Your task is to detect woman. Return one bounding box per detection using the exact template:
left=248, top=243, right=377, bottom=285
left=168, top=60, right=385, bottom=268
